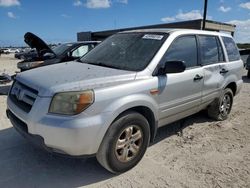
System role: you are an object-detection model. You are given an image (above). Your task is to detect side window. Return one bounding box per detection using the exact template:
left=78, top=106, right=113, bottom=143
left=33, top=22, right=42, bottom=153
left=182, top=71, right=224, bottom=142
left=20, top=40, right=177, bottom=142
left=72, top=45, right=89, bottom=58
left=222, top=37, right=240, bottom=61
left=162, top=35, right=198, bottom=68
left=199, top=35, right=222, bottom=65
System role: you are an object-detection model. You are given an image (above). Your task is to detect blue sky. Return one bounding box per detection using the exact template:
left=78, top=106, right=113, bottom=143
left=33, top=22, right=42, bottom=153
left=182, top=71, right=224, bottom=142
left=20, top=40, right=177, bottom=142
left=0, top=0, right=250, bottom=46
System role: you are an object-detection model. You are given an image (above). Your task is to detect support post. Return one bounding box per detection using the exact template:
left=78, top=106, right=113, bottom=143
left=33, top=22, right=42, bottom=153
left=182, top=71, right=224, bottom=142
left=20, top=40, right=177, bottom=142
left=202, top=0, right=208, bottom=30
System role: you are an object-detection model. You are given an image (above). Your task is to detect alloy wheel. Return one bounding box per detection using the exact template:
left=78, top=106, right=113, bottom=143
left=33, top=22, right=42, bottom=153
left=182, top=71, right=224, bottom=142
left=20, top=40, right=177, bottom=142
left=115, top=125, right=143, bottom=163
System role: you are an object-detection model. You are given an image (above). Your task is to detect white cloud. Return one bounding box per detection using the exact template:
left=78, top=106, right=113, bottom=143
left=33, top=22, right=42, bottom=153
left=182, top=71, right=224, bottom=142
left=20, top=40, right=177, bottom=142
left=73, top=0, right=126, bottom=9
left=228, top=19, right=250, bottom=43
left=239, top=2, right=250, bottom=10
left=161, top=17, right=176, bottom=22
left=0, top=0, right=20, bottom=7
left=161, top=10, right=205, bottom=23
left=218, top=6, right=231, bottom=12
left=176, top=10, right=203, bottom=20
left=73, top=0, right=82, bottom=6
left=85, top=0, right=111, bottom=9
left=61, top=14, right=71, bottom=18
left=7, top=11, right=16, bottom=19
left=116, top=0, right=127, bottom=4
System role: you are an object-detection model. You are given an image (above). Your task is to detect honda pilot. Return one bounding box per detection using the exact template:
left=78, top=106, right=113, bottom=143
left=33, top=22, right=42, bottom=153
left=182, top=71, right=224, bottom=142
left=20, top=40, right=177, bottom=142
left=7, top=29, right=243, bottom=173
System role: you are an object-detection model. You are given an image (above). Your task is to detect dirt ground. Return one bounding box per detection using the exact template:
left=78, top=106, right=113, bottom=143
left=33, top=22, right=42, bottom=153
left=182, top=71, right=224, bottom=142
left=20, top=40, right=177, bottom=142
left=0, top=54, right=249, bottom=188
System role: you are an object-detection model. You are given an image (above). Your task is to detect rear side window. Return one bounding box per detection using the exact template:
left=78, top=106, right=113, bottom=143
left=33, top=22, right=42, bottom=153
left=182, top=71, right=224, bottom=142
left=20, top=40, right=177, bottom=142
left=199, top=35, right=224, bottom=65
left=222, top=37, right=240, bottom=61
left=162, top=35, right=198, bottom=68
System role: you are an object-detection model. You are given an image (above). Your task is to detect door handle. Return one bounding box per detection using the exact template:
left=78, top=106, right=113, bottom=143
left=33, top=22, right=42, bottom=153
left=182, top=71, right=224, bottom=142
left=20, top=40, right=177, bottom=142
left=220, top=68, right=229, bottom=74
left=193, top=74, right=203, bottom=81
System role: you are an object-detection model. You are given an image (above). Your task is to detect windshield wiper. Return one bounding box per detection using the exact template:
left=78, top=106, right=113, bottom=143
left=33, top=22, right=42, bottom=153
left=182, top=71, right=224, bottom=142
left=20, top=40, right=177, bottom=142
left=81, top=61, right=120, bottom=70
left=76, top=59, right=83, bottom=63
left=95, top=62, right=120, bottom=69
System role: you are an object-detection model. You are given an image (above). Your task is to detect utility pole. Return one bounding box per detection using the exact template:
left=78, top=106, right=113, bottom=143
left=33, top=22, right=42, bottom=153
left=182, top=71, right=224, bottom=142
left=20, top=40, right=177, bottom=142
left=202, top=0, right=208, bottom=30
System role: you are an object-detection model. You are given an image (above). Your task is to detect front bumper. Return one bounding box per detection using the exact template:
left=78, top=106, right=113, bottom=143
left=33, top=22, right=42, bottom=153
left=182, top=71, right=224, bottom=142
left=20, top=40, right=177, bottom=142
left=7, top=96, right=111, bottom=156
left=7, top=109, right=54, bottom=153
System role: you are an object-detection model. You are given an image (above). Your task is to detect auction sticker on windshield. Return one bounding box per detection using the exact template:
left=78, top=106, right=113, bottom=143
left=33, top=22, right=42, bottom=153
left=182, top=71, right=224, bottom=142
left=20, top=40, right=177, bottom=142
left=142, top=34, right=164, bottom=40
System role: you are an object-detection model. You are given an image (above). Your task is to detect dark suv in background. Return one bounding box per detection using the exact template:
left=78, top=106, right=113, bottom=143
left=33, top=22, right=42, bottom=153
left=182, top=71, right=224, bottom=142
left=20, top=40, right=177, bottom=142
left=17, top=32, right=100, bottom=71
left=246, top=56, right=250, bottom=78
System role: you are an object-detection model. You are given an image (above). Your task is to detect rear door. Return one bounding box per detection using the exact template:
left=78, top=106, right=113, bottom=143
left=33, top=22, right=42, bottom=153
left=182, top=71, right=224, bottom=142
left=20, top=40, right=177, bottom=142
left=198, top=35, right=238, bottom=107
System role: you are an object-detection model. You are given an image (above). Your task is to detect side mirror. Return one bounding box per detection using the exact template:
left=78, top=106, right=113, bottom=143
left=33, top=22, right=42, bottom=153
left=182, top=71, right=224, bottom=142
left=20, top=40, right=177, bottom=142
left=158, top=60, right=186, bottom=75
left=43, top=52, right=55, bottom=59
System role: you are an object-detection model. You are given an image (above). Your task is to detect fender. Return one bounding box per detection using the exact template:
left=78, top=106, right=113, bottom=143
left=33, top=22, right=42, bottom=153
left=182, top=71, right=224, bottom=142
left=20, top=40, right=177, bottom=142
left=95, top=93, right=159, bottom=149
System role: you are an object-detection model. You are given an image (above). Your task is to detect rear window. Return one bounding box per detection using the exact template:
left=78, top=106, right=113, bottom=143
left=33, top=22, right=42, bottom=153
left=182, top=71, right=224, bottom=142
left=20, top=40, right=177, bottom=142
left=222, top=37, right=240, bottom=61
left=199, top=35, right=224, bottom=65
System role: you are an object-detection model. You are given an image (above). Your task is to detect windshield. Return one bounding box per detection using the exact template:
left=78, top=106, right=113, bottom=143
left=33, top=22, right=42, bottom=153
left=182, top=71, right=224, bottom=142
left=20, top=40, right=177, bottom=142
left=52, top=43, right=74, bottom=56
left=80, top=33, right=168, bottom=71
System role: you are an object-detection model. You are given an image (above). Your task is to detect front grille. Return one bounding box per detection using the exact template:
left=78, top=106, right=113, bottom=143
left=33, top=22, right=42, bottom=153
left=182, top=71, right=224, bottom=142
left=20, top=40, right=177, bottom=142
left=9, top=81, right=38, bottom=113
left=7, top=110, right=28, bottom=133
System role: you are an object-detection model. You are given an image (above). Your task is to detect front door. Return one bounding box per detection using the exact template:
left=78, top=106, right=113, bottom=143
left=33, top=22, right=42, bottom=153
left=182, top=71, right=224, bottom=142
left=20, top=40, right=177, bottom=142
left=156, top=35, right=204, bottom=126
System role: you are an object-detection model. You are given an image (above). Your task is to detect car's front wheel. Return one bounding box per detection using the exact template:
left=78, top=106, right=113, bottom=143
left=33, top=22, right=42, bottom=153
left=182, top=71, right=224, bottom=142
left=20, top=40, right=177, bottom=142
left=247, top=70, right=250, bottom=78
left=96, top=111, right=150, bottom=174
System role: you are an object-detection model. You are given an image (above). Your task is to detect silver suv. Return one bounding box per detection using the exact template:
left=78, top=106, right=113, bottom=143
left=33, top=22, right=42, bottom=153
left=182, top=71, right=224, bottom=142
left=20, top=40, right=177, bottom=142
left=7, top=29, right=243, bottom=173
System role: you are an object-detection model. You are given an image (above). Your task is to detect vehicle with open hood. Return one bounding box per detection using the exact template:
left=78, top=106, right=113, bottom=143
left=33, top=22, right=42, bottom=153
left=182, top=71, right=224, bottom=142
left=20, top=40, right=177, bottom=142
left=7, top=29, right=243, bottom=174
left=17, top=32, right=100, bottom=71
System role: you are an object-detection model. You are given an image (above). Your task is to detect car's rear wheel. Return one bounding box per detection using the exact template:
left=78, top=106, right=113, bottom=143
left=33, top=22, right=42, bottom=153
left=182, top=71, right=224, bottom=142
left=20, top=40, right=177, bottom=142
left=96, top=111, right=150, bottom=174
left=247, top=70, right=250, bottom=78
left=207, top=88, right=233, bottom=121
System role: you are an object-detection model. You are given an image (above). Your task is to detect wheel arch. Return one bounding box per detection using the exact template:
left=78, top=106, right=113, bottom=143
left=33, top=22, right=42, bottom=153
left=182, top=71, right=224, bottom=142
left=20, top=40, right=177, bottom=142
left=113, top=106, right=158, bottom=143
left=224, top=82, right=237, bottom=96
left=98, top=104, right=158, bottom=155
left=96, top=94, right=159, bottom=156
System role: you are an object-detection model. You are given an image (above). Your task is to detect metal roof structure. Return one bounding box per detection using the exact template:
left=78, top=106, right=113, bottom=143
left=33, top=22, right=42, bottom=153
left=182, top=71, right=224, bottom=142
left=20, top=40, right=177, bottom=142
left=77, top=19, right=236, bottom=41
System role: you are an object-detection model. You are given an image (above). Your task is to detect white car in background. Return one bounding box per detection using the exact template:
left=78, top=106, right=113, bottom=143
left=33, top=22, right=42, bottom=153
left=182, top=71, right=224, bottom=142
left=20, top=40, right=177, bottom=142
left=1, top=48, right=19, bottom=54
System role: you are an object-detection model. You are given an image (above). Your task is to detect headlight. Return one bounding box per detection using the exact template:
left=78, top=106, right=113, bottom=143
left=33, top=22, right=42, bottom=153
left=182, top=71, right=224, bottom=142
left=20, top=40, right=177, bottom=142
left=29, top=61, right=44, bottom=68
left=49, top=90, right=94, bottom=115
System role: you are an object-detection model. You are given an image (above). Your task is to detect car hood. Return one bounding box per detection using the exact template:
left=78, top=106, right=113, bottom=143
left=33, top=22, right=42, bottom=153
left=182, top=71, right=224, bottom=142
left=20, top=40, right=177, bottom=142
left=24, top=32, right=55, bottom=57
left=16, top=61, right=136, bottom=97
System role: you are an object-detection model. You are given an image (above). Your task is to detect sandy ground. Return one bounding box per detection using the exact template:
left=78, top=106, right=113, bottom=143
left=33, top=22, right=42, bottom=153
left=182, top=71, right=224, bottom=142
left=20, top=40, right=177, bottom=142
left=0, top=54, right=249, bottom=188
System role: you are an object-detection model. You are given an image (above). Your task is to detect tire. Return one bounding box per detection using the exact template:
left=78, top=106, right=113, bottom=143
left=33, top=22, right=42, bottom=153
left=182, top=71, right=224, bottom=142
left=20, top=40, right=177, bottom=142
left=96, top=111, right=150, bottom=174
left=207, top=88, right=234, bottom=121
left=247, top=70, right=250, bottom=78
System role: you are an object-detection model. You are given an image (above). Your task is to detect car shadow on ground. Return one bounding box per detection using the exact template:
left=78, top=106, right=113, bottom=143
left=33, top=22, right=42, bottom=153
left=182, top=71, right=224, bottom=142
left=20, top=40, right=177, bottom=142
left=0, top=85, right=11, bottom=95
left=0, top=127, right=114, bottom=187
left=152, top=111, right=213, bottom=145
left=0, top=111, right=213, bottom=187
left=242, top=75, right=250, bottom=83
